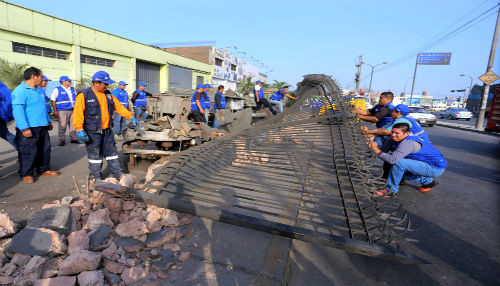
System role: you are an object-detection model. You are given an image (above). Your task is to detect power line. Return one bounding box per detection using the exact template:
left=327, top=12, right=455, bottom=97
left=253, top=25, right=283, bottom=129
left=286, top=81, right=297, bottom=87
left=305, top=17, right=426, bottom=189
left=377, top=3, right=499, bottom=74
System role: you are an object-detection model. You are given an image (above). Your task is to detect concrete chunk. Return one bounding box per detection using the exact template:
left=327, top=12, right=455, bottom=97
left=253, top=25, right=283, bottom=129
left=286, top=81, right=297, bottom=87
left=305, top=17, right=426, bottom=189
left=88, top=225, right=113, bottom=252
left=26, top=206, right=72, bottom=236
left=58, top=250, right=101, bottom=275
left=6, top=228, right=66, bottom=257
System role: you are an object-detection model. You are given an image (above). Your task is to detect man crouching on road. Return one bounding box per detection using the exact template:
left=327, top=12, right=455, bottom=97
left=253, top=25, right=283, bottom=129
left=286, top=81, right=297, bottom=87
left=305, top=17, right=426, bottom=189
left=368, top=122, right=446, bottom=197
left=73, top=71, right=139, bottom=180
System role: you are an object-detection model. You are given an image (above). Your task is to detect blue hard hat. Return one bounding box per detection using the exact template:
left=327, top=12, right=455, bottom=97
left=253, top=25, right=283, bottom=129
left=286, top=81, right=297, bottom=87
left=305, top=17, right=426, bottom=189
left=203, top=84, right=213, bottom=88
left=394, top=104, right=410, bottom=115
left=118, top=81, right=127, bottom=85
left=196, top=84, right=204, bottom=89
left=92, top=71, right=115, bottom=84
left=59, top=76, right=71, bottom=82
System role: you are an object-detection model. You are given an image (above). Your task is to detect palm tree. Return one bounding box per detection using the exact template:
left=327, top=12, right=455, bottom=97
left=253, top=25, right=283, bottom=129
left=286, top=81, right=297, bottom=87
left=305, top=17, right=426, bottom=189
left=0, top=58, right=28, bottom=90
left=271, top=80, right=290, bottom=90
left=237, top=77, right=255, bottom=96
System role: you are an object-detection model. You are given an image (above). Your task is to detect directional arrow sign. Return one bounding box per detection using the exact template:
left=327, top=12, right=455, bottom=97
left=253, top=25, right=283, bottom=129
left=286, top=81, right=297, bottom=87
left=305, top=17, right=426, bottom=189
left=478, top=70, right=500, bottom=85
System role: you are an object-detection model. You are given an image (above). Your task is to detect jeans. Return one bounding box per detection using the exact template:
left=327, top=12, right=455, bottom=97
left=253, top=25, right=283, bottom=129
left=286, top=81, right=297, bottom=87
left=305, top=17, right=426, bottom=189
left=387, top=158, right=445, bottom=193
left=213, top=115, right=219, bottom=128
left=269, top=99, right=283, bottom=113
left=134, top=106, right=147, bottom=121
left=374, top=135, right=389, bottom=147
left=0, top=119, right=17, bottom=150
left=85, top=128, right=123, bottom=179
left=113, top=111, right=127, bottom=135
left=15, top=126, right=51, bottom=177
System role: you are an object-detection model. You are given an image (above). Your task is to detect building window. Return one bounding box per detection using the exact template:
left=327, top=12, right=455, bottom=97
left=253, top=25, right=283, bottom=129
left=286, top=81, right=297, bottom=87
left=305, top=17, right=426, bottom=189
left=12, top=42, right=68, bottom=60
left=80, top=54, right=115, bottom=67
left=215, top=58, right=223, bottom=67
left=196, top=76, right=204, bottom=86
left=231, top=64, right=236, bottom=71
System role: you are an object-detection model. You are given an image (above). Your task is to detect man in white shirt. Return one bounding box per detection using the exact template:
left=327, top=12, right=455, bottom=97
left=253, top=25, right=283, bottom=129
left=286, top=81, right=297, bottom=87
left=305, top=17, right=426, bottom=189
left=50, top=76, right=80, bottom=145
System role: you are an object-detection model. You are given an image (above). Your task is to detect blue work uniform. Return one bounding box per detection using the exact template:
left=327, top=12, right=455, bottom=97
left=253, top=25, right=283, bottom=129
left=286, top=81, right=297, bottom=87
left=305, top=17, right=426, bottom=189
left=0, top=81, right=16, bottom=149
left=270, top=89, right=286, bottom=101
left=395, top=136, right=447, bottom=169
left=214, top=91, right=226, bottom=110
left=112, top=88, right=129, bottom=135
left=134, top=89, right=147, bottom=107
left=11, top=82, right=53, bottom=177
left=54, top=86, right=77, bottom=111
left=373, top=102, right=395, bottom=128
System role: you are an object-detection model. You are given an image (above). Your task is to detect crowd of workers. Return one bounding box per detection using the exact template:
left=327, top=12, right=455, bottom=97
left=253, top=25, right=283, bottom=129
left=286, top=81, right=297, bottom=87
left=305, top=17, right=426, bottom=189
left=355, top=91, right=447, bottom=197
left=0, top=67, right=446, bottom=198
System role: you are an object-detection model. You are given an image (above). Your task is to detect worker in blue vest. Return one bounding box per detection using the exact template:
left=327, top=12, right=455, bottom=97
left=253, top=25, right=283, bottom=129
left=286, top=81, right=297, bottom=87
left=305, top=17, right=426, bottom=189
left=353, top=91, right=394, bottom=133
left=202, top=84, right=212, bottom=123
left=112, top=81, right=130, bottom=137
left=213, top=85, right=226, bottom=128
left=73, top=71, right=139, bottom=180
left=253, top=80, right=277, bottom=115
left=131, top=82, right=159, bottom=121
left=38, top=76, right=51, bottom=115
left=0, top=80, right=17, bottom=150
left=190, top=84, right=206, bottom=123
left=368, top=122, right=446, bottom=197
left=50, top=75, right=79, bottom=146
left=268, top=86, right=297, bottom=113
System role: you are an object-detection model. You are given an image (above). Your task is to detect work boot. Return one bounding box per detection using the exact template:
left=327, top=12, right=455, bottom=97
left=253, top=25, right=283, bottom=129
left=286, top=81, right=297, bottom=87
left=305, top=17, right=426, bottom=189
left=418, top=180, right=439, bottom=192
left=22, top=176, right=34, bottom=183
left=70, top=140, right=84, bottom=144
left=40, top=170, right=61, bottom=176
left=58, top=141, right=65, bottom=146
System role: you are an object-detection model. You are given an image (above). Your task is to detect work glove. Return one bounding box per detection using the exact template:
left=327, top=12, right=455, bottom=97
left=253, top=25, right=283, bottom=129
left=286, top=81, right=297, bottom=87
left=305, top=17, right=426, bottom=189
left=130, top=117, right=141, bottom=128
left=77, top=130, right=89, bottom=142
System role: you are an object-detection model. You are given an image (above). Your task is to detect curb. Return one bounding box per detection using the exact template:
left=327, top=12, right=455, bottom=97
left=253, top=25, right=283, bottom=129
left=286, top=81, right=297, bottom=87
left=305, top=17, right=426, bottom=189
left=435, top=122, right=500, bottom=137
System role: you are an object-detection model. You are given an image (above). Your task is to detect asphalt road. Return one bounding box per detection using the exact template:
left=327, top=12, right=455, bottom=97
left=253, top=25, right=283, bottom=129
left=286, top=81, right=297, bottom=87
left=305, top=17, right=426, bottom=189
left=0, top=121, right=499, bottom=285
left=432, top=112, right=487, bottom=127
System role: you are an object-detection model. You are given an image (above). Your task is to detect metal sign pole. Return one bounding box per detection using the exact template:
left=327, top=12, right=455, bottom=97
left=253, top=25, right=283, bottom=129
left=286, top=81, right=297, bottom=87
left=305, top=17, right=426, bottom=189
left=409, top=54, right=419, bottom=105
left=476, top=4, right=500, bottom=130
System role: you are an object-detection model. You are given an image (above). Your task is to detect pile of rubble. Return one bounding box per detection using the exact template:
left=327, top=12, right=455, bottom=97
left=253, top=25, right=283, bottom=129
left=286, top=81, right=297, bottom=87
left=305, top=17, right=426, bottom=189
left=0, top=174, right=193, bottom=286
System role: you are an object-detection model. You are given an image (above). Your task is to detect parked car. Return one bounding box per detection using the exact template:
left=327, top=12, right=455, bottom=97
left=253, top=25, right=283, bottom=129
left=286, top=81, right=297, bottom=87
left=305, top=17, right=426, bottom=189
left=439, top=108, right=474, bottom=120
left=408, top=106, right=436, bottom=126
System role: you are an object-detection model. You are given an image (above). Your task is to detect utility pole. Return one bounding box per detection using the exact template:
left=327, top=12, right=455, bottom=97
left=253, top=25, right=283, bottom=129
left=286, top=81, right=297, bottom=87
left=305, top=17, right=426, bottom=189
left=409, top=55, right=419, bottom=105
left=476, top=3, right=500, bottom=130
left=355, top=55, right=363, bottom=91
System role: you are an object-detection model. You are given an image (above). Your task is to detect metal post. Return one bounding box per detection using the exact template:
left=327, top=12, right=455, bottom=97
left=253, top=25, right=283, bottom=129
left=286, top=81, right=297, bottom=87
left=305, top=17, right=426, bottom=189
left=409, top=54, right=419, bottom=105
left=355, top=55, right=363, bottom=91
left=368, top=67, right=374, bottom=93
left=476, top=4, right=500, bottom=130
left=463, top=88, right=468, bottom=108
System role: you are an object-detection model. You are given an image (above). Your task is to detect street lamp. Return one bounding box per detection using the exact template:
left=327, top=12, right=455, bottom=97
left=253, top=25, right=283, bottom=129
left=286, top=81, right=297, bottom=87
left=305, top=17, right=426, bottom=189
left=460, top=74, right=474, bottom=108
left=362, top=61, right=388, bottom=93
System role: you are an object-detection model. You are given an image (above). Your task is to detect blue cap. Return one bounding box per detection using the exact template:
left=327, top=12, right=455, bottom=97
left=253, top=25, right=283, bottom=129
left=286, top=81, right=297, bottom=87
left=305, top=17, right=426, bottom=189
left=256, top=80, right=262, bottom=84
left=203, top=84, right=213, bottom=88
left=59, top=76, right=71, bottom=82
left=138, top=82, right=147, bottom=87
left=118, top=81, right=127, bottom=86
left=42, top=76, right=49, bottom=81
left=196, top=84, right=204, bottom=89
left=394, top=104, right=410, bottom=115
left=92, top=71, right=115, bottom=84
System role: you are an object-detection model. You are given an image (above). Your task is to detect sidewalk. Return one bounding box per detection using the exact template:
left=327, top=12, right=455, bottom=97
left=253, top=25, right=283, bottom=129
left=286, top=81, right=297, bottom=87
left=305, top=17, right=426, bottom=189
left=436, top=120, right=500, bottom=137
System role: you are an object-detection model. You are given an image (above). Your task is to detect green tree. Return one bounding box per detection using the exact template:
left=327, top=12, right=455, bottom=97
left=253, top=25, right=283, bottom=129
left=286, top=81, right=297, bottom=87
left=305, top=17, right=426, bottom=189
left=271, top=80, right=290, bottom=90
left=237, top=77, right=255, bottom=96
left=0, top=58, right=28, bottom=90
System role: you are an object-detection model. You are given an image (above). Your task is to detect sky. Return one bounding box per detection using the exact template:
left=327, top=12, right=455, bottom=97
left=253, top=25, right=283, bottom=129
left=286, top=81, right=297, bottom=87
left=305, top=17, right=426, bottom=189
left=7, top=0, right=500, bottom=98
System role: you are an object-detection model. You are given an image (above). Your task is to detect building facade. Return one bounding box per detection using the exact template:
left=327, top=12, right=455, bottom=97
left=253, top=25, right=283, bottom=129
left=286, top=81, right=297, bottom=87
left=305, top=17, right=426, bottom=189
left=0, top=1, right=211, bottom=94
left=164, top=46, right=264, bottom=91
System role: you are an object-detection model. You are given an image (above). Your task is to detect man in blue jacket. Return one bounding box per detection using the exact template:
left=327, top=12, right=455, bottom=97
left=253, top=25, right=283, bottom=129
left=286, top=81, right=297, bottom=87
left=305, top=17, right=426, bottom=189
left=0, top=81, right=17, bottom=150
left=12, top=67, right=60, bottom=183
left=50, top=75, right=79, bottom=145
left=190, top=84, right=206, bottom=123
left=253, top=81, right=277, bottom=115
left=202, top=84, right=212, bottom=123
left=353, top=91, right=395, bottom=133
left=368, top=122, right=446, bottom=197
left=112, top=81, right=129, bottom=137
left=131, top=82, right=159, bottom=121
left=213, top=85, right=226, bottom=128
left=268, top=86, right=297, bottom=113
left=38, top=76, right=51, bottom=115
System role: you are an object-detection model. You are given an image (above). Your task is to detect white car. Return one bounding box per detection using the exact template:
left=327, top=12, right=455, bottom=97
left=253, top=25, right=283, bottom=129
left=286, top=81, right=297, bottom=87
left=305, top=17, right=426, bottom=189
left=408, top=106, right=436, bottom=127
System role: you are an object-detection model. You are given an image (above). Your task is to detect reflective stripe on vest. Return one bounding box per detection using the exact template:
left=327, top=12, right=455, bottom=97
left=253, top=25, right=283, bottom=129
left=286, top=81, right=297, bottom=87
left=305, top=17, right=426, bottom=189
left=202, top=92, right=211, bottom=109
left=215, top=91, right=226, bottom=109
left=82, top=88, right=115, bottom=133
left=191, top=91, right=205, bottom=111
left=113, top=88, right=129, bottom=108
left=396, top=135, right=447, bottom=169
left=134, top=90, right=147, bottom=107
left=55, top=86, right=76, bottom=111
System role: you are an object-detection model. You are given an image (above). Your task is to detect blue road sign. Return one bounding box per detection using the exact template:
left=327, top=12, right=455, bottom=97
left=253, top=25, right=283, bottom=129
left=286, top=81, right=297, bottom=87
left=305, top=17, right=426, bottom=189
left=417, top=53, right=452, bottom=65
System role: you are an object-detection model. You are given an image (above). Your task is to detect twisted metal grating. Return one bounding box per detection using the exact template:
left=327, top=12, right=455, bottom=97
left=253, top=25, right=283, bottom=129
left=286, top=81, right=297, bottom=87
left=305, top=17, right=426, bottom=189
left=138, top=74, right=423, bottom=263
